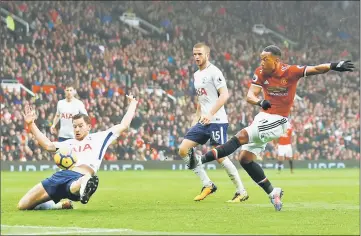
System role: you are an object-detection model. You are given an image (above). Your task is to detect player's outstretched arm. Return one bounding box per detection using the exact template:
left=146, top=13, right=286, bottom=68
left=22, top=104, right=57, bottom=152
left=110, top=94, right=138, bottom=136
left=305, top=60, right=354, bottom=76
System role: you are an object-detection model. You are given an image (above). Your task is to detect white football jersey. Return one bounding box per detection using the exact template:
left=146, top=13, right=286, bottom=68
left=56, top=98, right=88, bottom=138
left=193, top=63, right=228, bottom=123
left=53, top=128, right=119, bottom=173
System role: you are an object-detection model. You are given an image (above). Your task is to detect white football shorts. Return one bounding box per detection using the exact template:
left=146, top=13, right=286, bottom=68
left=277, top=144, right=293, bottom=157
left=241, top=112, right=289, bottom=156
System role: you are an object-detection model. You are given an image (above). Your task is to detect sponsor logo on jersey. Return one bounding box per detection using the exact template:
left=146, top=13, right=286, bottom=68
left=202, top=77, right=207, bottom=84
left=61, top=113, right=73, bottom=119
left=266, top=86, right=289, bottom=96
left=196, top=88, right=207, bottom=96
left=72, top=144, right=93, bottom=153
left=297, top=65, right=304, bottom=69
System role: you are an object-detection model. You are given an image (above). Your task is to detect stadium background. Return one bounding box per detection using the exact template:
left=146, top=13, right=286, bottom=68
left=0, top=1, right=359, bottom=164
left=0, top=1, right=360, bottom=235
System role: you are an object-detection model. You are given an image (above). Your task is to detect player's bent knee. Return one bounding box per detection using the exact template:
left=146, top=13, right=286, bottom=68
left=239, top=151, right=255, bottom=165
left=17, top=199, right=30, bottom=210
left=217, top=157, right=226, bottom=164
left=178, top=144, right=190, bottom=158
left=69, top=179, right=82, bottom=195
left=235, top=129, right=249, bottom=144
left=178, top=147, right=187, bottom=157
left=17, top=202, right=24, bottom=210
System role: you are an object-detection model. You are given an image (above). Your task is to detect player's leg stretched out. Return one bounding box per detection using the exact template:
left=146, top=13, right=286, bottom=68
left=190, top=44, right=355, bottom=211
left=17, top=172, right=98, bottom=210
left=19, top=93, right=139, bottom=210
left=189, top=116, right=284, bottom=211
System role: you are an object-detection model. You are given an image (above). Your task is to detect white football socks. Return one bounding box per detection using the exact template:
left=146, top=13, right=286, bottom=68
left=183, top=155, right=190, bottom=166
left=221, top=158, right=246, bottom=194
left=183, top=148, right=213, bottom=188
left=193, top=165, right=213, bottom=188
left=34, top=200, right=62, bottom=210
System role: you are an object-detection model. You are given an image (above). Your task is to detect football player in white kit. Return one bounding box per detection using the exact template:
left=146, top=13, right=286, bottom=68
left=51, top=81, right=88, bottom=142
left=178, top=43, right=248, bottom=202
left=17, top=94, right=138, bottom=210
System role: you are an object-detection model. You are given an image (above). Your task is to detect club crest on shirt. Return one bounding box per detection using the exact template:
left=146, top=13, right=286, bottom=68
left=280, top=78, right=288, bottom=85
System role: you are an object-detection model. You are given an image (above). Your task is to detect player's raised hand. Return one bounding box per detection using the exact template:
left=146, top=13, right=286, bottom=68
left=126, top=94, right=138, bottom=104
left=22, top=103, right=37, bottom=125
left=199, top=113, right=212, bottom=126
left=330, top=60, right=354, bottom=72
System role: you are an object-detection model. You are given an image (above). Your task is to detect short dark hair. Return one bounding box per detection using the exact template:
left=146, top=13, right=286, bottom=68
left=263, top=45, right=282, bottom=57
left=64, top=80, right=76, bottom=89
left=72, top=113, right=90, bottom=124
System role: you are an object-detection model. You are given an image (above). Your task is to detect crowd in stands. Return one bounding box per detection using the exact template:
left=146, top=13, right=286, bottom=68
left=0, top=1, right=359, bottom=162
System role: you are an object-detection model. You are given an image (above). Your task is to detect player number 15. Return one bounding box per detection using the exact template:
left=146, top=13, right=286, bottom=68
left=212, top=131, right=220, bottom=141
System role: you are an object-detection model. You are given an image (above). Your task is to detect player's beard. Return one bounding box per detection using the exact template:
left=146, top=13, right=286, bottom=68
left=198, top=59, right=206, bottom=69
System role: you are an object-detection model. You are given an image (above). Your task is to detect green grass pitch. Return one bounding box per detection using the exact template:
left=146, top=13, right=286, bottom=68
left=1, top=169, right=359, bottom=235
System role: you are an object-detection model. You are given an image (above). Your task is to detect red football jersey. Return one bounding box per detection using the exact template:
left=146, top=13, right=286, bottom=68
left=278, top=127, right=293, bottom=145
left=251, top=63, right=306, bottom=117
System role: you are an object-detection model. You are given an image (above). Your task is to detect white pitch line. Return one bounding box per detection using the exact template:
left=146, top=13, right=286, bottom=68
left=0, top=225, right=217, bottom=235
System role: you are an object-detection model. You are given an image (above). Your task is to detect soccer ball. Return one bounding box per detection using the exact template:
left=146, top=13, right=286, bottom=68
left=53, top=148, right=77, bottom=170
